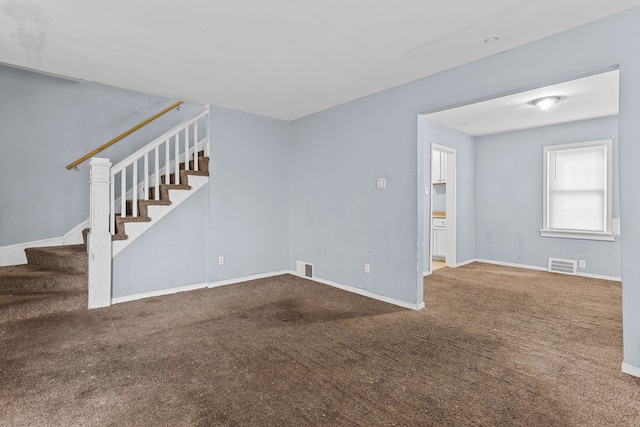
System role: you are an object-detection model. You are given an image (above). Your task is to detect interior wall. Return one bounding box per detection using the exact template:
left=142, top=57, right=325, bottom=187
left=288, top=7, right=640, bottom=369
left=112, top=105, right=291, bottom=296
left=475, top=116, right=621, bottom=278
left=112, top=187, right=208, bottom=298
left=289, top=100, right=420, bottom=305
left=208, top=106, right=291, bottom=283
left=0, top=64, right=201, bottom=246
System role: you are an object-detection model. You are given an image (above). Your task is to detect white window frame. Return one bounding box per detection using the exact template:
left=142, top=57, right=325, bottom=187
left=541, top=139, right=614, bottom=241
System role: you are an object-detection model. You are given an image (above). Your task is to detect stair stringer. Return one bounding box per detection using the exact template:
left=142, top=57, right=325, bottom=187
left=112, top=175, right=208, bottom=257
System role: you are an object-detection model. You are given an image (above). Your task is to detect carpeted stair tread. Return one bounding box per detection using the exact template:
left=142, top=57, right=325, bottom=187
left=0, top=264, right=87, bottom=294
left=25, top=244, right=87, bottom=273
left=0, top=290, right=86, bottom=324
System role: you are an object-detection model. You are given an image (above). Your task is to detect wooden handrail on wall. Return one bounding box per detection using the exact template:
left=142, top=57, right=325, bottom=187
left=65, top=101, right=184, bottom=170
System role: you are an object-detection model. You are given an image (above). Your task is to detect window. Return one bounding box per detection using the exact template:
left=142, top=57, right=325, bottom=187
left=541, top=139, right=614, bottom=241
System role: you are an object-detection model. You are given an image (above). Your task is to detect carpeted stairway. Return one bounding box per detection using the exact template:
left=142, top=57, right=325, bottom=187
left=0, top=244, right=88, bottom=323
left=0, top=154, right=209, bottom=322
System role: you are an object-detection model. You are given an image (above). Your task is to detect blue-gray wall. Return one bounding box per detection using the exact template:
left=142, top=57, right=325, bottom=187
left=0, top=64, right=201, bottom=246
left=208, top=106, right=290, bottom=282
left=112, top=187, right=208, bottom=298
left=113, top=105, right=291, bottom=295
left=289, top=7, right=640, bottom=369
left=475, top=117, right=621, bottom=278
left=289, top=101, right=420, bottom=304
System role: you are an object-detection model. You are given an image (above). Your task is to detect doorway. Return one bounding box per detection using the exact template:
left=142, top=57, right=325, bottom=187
left=428, top=143, right=456, bottom=274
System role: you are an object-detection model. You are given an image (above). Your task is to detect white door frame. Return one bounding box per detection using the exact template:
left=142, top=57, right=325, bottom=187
left=430, top=143, right=457, bottom=269
left=424, top=142, right=457, bottom=273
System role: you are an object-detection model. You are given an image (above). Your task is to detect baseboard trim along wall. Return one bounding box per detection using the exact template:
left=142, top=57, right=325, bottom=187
left=207, top=270, right=291, bottom=289
left=289, top=270, right=425, bottom=311
left=111, top=270, right=290, bottom=305
left=113, top=269, right=425, bottom=310
left=474, top=259, right=622, bottom=282
left=112, top=282, right=210, bottom=305
left=0, top=219, right=88, bottom=267
left=622, top=362, right=640, bottom=378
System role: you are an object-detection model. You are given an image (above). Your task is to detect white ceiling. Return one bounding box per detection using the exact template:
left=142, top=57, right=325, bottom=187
left=425, top=69, right=620, bottom=137
left=0, top=1, right=638, bottom=121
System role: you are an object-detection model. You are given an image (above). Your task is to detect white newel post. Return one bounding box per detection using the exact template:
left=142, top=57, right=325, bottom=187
left=88, top=157, right=112, bottom=309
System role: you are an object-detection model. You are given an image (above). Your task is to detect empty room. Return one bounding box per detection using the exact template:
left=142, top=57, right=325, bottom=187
left=2, top=2, right=640, bottom=425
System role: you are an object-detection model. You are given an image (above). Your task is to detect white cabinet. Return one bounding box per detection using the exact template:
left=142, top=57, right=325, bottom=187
left=432, top=218, right=446, bottom=259
left=432, top=151, right=447, bottom=183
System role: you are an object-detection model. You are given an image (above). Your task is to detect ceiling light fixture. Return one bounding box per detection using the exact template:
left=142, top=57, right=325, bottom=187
left=484, top=36, right=500, bottom=43
left=531, top=96, right=562, bottom=112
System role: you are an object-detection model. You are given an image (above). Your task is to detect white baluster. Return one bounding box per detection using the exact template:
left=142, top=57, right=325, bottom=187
left=144, top=153, right=149, bottom=201
left=154, top=146, right=159, bottom=200
left=185, top=126, right=190, bottom=171
left=164, top=139, right=170, bottom=185
left=121, top=167, right=126, bottom=217
left=205, top=111, right=210, bottom=157
left=194, top=122, right=199, bottom=171
left=132, top=159, right=138, bottom=217
left=175, top=133, right=180, bottom=185
left=110, top=177, right=115, bottom=234
left=88, top=157, right=112, bottom=309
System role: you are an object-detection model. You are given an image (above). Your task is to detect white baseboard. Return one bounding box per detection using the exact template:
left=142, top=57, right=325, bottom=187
left=474, top=258, right=622, bottom=282
left=474, top=258, right=547, bottom=272
left=456, top=258, right=476, bottom=268
left=110, top=269, right=424, bottom=311
left=0, top=218, right=88, bottom=267
left=207, top=270, right=290, bottom=289
left=622, top=362, right=640, bottom=378
left=288, top=270, right=424, bottom=311
left=111, top=270, right=290, bottom=305
left=579, top=272, right=622, bottom=282
left=111, top=282, right=210, bottom=305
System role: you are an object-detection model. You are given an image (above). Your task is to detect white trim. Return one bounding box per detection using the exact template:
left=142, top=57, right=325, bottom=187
left=622, top=362, right=640, bottom=378
left=208, top=270, right=290, bottom=289
left=540, top=229, right=615, bottom=241
left=423, top=271, right=431, bottom=277
left=579, top=271, right=622, bottom=282
left=474, top=258, right=621, bottom=281
left=456, top=258, right=476, bottom=268
left=112, top=137, right=208, bottom=214
left=112, top=176, right=208, bottom=257
left=112, top=282, right=210, bottom=304
left=0, top=218, right=88, bottom=267
left=111, top=270, right=289, bottom=305
left=431, top=143, right=457, bottom=269
left=289, top=270, right=425, bottom=311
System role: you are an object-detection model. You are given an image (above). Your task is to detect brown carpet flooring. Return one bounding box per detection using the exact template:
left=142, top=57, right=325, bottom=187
left=1, top=263, right=639, bottom=426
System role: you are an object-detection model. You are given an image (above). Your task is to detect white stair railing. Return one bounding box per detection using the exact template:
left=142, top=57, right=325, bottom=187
left=108, top=106, right=209, bottom=234
left=88, top=105, right=210, bottom=309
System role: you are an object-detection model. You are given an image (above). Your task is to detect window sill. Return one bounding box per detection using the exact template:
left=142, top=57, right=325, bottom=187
left=540, top=229, right=615, bottom=241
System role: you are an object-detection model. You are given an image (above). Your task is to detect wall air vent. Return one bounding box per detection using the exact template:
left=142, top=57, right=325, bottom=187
left=548, top=258, right=577, bottom=275
left=296, top=260, right=314, bottom=278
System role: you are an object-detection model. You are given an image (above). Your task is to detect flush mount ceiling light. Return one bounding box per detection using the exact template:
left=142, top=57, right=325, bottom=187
left=531, top=96, right=562, bottom=111
left=484, top=36, right=500, bottom=43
